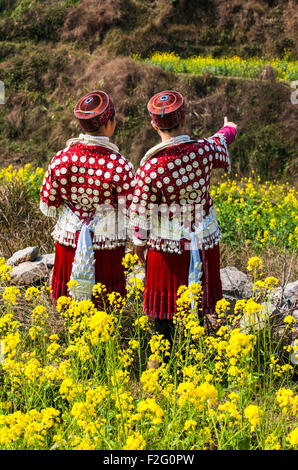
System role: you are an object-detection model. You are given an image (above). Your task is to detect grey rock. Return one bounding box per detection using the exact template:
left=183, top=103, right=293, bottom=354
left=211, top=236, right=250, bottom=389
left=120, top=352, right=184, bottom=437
left=220, top=266, right=253, bottom=300
left=283, top=281, right=298, bottom=306
left=219, top=267, right=297, bottom=337
left=6, top=246, right=39, bottom=266
left=269, top=281, right=298, bottom=308
left=290, top=339, right=298, bottom=365
left=10, top=257, right=50, bottom=285
left=127, top=270, right=146, bottom=285
left=133, top=271, right=145, bottom=282
left=40, top=253, right=55, bottom=268
left=292, top=309, right=298, bottom=322
left=239, top=301, right=278, bottom=333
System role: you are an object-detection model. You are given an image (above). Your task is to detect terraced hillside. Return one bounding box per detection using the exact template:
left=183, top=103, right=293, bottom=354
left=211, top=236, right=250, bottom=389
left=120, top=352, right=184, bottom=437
left=0, top=0, right=297, bottom=180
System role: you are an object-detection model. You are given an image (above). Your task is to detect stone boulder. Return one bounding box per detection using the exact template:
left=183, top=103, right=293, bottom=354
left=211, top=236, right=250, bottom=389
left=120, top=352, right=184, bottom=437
left=41, top=253, right=55, bottom=269
left=239, top=301, right=278, bottom=333
left=127, top=265, right=146, bottom=286
left=269, top=280, right=298, bottom=308
left=6, top=246, right=39, bottom=266
left=220, top=266, right=253, bottom=300
left=283, top=281, right=298, bottom=307
left=10, top=253, right=55, bottom=285
left=219, top=266, right=297, bottom=338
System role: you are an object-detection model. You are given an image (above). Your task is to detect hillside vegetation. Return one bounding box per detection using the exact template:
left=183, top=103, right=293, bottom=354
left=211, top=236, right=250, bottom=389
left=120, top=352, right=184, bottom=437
left=0, top=0, right=297, bottom=181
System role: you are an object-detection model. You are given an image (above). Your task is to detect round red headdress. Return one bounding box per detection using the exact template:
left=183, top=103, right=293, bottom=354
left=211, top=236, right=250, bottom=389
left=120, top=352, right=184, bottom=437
left=147, top=90, right=185, bottom=130
left=74, top=90, right=115, bottom=132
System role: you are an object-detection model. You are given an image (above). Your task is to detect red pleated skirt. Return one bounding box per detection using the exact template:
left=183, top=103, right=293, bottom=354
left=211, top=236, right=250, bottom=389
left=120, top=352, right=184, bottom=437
left=144, top=243, right=222, bottom=320
left=51, top=241, right=126, bottom=304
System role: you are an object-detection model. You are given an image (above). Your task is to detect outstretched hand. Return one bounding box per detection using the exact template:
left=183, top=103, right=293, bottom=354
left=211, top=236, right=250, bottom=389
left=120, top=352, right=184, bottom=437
left=224, top=116, right=238, bottom=129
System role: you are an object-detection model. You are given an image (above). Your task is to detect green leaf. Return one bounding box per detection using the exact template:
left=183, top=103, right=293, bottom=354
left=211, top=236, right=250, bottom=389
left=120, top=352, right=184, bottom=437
left=236, top=436, right=251, bottom=450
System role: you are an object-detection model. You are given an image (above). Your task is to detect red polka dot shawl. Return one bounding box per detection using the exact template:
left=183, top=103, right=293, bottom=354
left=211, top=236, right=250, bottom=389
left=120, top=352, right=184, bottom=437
left=130, top=126, right=237, bottom=253
left=40, top=139, right=135, bottom=250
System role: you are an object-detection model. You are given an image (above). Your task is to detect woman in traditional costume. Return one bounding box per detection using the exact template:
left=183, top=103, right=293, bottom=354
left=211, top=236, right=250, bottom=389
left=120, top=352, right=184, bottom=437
left=40, top=90, right=135, bottom=303
left=130, top=90, right=237, bottom=351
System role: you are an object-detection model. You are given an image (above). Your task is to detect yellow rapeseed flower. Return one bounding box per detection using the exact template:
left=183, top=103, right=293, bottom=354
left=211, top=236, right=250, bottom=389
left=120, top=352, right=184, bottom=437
left=123, top=431, right=146, bottom=450
left=244, top=404, right=263, bottom=431
left=2, top=286, right=21, bottom=305
left=286, top=427, right=298, bottom=448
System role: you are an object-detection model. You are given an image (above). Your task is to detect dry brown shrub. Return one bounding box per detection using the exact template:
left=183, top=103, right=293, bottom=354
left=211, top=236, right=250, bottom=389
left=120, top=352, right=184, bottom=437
left=0, top=180, right=55, bottom=259
left=220, top=242, right=298, bottom=284
left=61, top=0, right=123, bottom=46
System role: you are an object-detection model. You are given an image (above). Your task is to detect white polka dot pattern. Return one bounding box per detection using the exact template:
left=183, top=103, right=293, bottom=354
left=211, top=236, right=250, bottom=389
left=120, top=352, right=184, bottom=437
left=131, top=136, right=230, bottom=233
left=40, top=142, right=135, bottom=220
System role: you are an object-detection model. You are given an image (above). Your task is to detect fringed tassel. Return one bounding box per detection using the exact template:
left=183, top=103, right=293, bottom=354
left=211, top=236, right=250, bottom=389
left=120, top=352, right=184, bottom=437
left=70, top=291, right=94, bottom=301
left=148, top=237, right=182, bottom=254
left=40, top=200, right=57, bottom=218
left=203, top=228, right=222, bottom=250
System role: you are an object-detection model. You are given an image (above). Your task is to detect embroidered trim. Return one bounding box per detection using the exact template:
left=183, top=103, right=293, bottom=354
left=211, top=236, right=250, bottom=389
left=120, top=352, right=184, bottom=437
left=52, top=204, right=128, bottom=250
left=141, top=206, right=222, bottom=253
left=140, top=135, right=194, bottom=166
left=65, top=134, right=119, bottom=154
left=147, top=230, right=221, bottom=254
left=69, top=280, right=94, bottom=301
left=148, top=238, right=183, bottom=254
left=40, top=200, right=57, bottom=218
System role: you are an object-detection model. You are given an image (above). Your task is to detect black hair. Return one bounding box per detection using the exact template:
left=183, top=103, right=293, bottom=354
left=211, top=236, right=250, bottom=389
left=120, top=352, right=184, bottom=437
left=85, top=110, right=115, bottom=133
left=109, top=109, right=115, bottom=122
left=159, top=122, right=180, bottom=132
